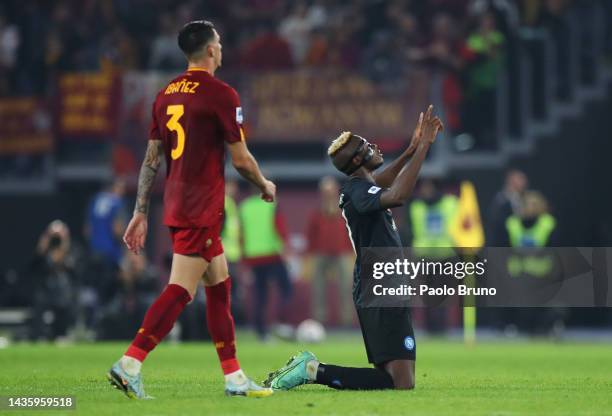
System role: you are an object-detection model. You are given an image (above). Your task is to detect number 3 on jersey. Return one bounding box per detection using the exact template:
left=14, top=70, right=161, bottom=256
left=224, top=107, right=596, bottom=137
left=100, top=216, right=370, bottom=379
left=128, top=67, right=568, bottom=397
left=166, top=105, right=185, bottom=160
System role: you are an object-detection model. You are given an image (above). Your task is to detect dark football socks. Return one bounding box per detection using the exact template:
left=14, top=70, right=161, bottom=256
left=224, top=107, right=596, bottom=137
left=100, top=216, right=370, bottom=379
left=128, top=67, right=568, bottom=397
left=205, top=277, right=240, bottom=375
left=315, top=363, right=395, bottom=390
left=125, top=283, right=192, bottom=362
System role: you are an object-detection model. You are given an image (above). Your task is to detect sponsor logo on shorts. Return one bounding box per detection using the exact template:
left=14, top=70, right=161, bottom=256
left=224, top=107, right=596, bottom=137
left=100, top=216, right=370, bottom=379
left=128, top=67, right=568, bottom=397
left=368, top=186, right=381, bottom=194
left=404, top=336, right=415, bottom=351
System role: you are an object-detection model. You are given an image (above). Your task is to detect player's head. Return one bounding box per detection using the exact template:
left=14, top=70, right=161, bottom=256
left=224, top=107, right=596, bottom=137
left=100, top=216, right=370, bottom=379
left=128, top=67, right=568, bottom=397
left=327, top=131, right=384, bottom=176
left=178, top=20, right=222, bottom=68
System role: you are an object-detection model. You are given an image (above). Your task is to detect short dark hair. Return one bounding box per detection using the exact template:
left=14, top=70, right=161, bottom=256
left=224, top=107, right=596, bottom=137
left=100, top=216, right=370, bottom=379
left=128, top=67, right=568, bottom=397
left=178, top=20, right=216, bottom=57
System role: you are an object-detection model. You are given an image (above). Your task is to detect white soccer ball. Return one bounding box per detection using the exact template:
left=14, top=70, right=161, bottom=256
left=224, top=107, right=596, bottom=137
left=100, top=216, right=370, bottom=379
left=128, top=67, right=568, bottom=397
left=295, top=319, right=326, bottom=344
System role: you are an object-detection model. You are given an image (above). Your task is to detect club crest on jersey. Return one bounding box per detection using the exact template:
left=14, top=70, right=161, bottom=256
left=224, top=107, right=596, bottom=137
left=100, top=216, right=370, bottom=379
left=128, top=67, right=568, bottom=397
left=368, top=186, right=381, bottom=194
left=236, top=107, right=243, bottom=124
left=404, top=336, right=415, bottom=351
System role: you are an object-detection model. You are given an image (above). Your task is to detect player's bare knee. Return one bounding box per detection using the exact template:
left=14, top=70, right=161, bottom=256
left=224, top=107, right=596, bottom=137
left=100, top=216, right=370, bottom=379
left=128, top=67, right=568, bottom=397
left=202, top=254, right=229, bottom=286
left=202, top=272, right=228, bottom=287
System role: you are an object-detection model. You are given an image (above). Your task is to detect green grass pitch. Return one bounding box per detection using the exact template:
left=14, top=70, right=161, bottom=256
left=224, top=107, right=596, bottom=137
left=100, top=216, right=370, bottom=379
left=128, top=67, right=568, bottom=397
left=1, top=333, right=611, bottom=416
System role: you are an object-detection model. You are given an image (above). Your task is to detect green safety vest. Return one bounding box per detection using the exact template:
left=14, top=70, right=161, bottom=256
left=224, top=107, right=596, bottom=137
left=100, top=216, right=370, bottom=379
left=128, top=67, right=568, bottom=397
left=410, top=196, right=458, bottom=259
left=505, top=214, right=556, bottom=248
left=221, top=195, right=241, bottom=262
left=239, top=195, right=283, bottom=258
left=505, top=214, right=557, bottom=278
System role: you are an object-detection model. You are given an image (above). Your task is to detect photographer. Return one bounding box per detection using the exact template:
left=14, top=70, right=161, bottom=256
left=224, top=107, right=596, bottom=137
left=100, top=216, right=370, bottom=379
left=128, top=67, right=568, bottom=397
left=29, top=220, right=77, bottom=341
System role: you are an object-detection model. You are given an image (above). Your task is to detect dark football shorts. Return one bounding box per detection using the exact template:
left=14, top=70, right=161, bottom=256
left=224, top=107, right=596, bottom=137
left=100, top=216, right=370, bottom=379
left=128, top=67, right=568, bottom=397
left=356, top=307, right=416, bottom=364
left=169, top=222, right=224, bottom=263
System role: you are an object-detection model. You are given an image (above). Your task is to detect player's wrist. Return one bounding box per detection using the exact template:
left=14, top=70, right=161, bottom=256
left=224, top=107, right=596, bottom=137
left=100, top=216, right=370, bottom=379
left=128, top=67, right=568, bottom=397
left=258, top=178, right=269, bottom=191
left=132, top=210, right=148, bottom=218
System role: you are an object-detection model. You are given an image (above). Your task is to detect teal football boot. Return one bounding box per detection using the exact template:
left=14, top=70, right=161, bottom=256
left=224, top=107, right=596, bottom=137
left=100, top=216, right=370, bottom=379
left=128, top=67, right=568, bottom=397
left=263, top=351, right=318, bottom=390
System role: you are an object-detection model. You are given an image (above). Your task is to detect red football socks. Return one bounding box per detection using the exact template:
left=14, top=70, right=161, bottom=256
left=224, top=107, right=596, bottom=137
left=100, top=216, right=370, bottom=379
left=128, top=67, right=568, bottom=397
left=205, top=277, right=240, bottom=375
left=125, top=283, right=192, bottom=362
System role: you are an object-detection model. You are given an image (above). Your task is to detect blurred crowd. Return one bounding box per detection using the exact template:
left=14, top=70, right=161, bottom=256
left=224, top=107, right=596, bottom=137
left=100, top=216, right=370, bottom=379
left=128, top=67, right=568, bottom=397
left=0, top=168, right=568, bottom=341
left=2, top=176, right=352, bottom=342
left=0, top=0, right=584, bottom=81
left=2, top=180, right=161, bottom=342
left=0, top=0, right=590, bottom=149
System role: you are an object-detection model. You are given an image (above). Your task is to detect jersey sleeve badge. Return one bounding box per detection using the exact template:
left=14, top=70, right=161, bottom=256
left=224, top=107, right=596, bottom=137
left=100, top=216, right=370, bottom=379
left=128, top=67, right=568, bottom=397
left=236, top=107, right=243, bottom=124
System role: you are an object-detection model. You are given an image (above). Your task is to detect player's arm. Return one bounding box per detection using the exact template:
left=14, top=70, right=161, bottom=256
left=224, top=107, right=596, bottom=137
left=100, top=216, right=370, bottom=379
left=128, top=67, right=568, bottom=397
left=123, top=139, right=163, bottom=254
left=373, top=111, right=425, bottom=188
left=135, top=139, right=163, bottom=215
left=218, top=86, right=276, bottom=202
left=379, top=106, right=443, bottom=209
left=228, top=140, right=275, bottom=202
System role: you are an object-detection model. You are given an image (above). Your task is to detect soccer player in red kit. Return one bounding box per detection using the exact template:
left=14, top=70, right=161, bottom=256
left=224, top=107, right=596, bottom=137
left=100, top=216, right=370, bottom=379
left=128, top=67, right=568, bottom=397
left=106, top=20, right=275, bottom=399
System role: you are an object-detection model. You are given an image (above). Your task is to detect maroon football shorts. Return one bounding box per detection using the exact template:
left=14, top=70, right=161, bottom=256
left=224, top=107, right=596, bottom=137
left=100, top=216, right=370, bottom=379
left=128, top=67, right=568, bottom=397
left=169, top=222, right=224, bottom=262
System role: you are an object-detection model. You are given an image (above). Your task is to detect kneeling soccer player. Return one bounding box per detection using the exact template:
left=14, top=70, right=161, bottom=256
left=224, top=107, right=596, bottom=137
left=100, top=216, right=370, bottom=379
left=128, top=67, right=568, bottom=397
left=264, top=105, right=443, bottom=391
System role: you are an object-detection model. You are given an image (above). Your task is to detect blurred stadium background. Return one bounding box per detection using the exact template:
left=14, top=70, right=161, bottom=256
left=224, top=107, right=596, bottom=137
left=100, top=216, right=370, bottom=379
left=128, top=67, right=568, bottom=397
left=1, top=0, right=612, bottom=344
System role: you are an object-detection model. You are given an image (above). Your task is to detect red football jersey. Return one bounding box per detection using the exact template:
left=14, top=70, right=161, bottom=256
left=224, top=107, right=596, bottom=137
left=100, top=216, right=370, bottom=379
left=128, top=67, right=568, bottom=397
left=149, top=68, right=244, bottom=228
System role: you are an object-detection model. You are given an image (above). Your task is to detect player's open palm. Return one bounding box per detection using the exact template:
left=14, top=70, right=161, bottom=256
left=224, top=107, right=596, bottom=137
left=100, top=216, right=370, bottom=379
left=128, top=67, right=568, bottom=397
left=420, top=105, right=444, bottom=144
left=123, top=213, right=148, bottom=254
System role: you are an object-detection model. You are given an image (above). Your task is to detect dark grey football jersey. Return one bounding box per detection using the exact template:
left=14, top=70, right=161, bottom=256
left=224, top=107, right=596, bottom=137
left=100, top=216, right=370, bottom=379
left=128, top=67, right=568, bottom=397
left=339, top=177, right=403, bottom=306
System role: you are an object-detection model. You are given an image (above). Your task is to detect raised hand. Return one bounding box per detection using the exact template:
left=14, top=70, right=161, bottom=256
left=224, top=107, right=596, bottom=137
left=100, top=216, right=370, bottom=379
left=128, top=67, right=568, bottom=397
left=420, top=105, right=444, bottom=145
left=406, top=111, right=424, bottom=154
